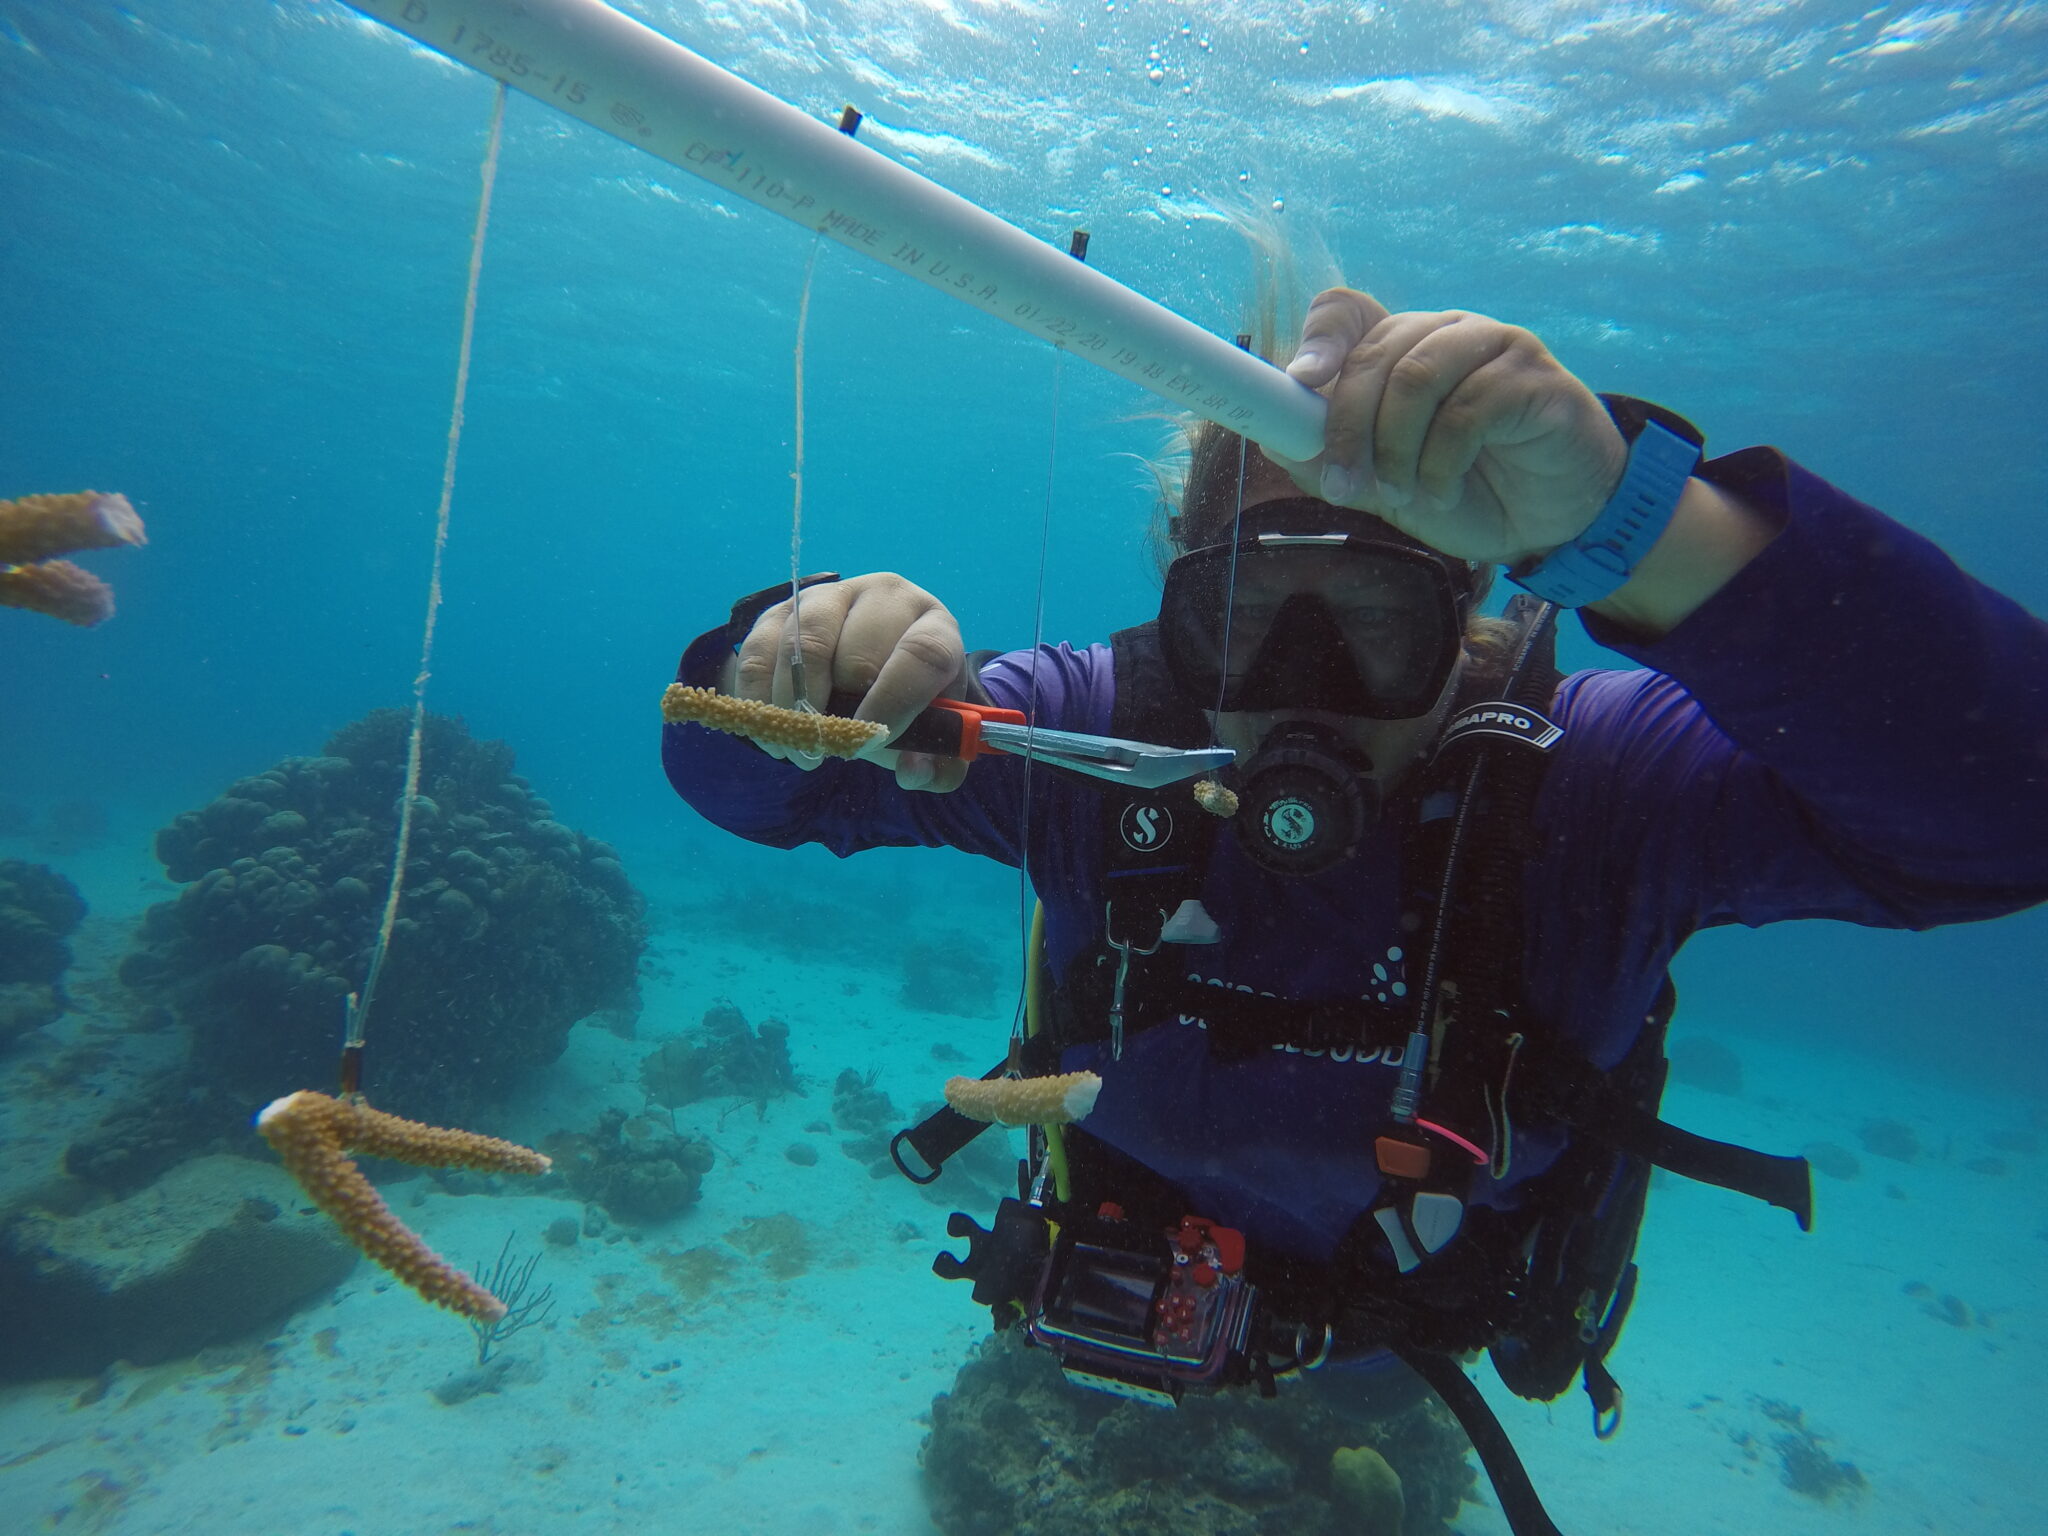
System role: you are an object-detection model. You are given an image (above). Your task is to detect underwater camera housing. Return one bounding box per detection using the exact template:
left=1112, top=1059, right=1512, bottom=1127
left=1027, top=1213, right=1258, bottom=1405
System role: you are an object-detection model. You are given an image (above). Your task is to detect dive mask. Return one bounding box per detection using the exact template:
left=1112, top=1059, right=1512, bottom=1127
left=1158, top=499, right=1472, bottom=720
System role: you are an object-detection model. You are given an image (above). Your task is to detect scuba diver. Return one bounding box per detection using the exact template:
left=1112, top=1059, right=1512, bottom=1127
left=661, top=287, right=2048, bottom=1534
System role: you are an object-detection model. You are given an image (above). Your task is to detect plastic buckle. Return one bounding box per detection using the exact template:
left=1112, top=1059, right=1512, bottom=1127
left=1374, top=1136, right=1432, bottom=1181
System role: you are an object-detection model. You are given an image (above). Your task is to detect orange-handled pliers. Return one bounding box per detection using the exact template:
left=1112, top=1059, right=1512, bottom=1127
left=885, top=698, right=1233, bottom=790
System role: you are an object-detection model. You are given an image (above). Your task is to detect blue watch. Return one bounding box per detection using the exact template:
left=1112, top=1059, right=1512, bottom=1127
left=1508, top=396, right=1704, bottom=608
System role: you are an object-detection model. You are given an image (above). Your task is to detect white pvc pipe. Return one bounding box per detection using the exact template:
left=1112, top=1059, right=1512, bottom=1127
left=344, top=0, right=1328, bottom=462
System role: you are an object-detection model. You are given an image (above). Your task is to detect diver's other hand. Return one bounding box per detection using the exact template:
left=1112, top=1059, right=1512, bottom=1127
left=1274, top=287, right=1629, bottom=567
left=728, top=572, right=969, bottom=792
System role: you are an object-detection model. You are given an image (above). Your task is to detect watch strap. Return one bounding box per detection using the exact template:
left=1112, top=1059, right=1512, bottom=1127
left=1509, top=406, right=1703, bottom=608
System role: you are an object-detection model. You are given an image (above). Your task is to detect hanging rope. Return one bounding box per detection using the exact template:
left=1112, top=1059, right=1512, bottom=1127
left=258, top=81, right=555, bottom=1327
left=346, top=81, right=508, bottom=1082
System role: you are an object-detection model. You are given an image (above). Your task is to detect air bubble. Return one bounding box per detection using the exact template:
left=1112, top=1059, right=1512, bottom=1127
left=1148, top=67, right=1165, bottom=82
left=1271, top=197, right=1286, bottom=212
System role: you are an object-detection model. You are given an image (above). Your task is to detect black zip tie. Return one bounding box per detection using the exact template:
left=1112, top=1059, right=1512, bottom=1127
left=338, top=1040, right=365, bottom=1099
left=1068, top=229, right=1090, bottom=262
left=838, top=105, right=863, bottom=136
left=1235, top=333, right=1252, bottom=350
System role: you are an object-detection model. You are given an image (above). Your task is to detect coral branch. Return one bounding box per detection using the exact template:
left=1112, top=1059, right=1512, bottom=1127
left=943, top=1071, right=1102, bottom=1127
left=0, top=559, right=116, bottom=627
left=0, top=491, right=146, bottom=565
left=255, top=1089, right=551, bottom=1322
left=0, top=491, right=146, bottom=628
left=660, top=683, right=889, bottom=759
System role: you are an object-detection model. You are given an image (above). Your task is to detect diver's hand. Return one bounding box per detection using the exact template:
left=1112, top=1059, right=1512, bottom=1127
left=1272, top=288, right=1629, bottom=567
left=725, top=572, right=969, bottom=792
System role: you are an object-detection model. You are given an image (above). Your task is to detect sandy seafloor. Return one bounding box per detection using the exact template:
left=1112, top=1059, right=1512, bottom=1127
left=2, top=825, right=2043, bottom=1536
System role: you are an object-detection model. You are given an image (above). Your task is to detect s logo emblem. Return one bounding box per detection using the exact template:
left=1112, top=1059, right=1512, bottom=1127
left=1118, top=801, right=1174, bottom=851
left=1263, top=796, right=1317, bottom=849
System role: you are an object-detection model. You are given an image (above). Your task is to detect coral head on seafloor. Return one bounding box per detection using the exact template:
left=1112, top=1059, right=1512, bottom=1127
left=0, top=859, right=87, bottom=1047
left=920, top=1331, right=1474, bottom=1535
left=115, top=709, right=645, bottom=1126
left=542, top=1107, right=714, bottom=1226
left=639, top=1001, right=799, bottom=1111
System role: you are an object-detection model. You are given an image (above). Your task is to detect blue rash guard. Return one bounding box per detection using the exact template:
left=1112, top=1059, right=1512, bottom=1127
left=662, top=449, right=2048, bottom=1264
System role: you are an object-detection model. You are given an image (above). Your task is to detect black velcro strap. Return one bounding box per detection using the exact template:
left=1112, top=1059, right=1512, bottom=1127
left=1529, top=1059, right=1814, bottom=1231
left=1635, top=1116, right=1813, bottom=1231
left=891, top=1060, right=1006, bottom=1185
left=891, top=1041, right=1059, bottom=1184
left=891, top=1105, right=989, bottom=1186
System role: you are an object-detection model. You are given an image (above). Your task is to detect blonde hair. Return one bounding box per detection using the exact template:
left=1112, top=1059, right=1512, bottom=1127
left=1139, top=221, right=1510, bottom=673
left=1140, top=214, right=1332, bottom=578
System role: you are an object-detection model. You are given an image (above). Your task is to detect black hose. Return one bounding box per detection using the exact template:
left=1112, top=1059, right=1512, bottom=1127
left=1394, top=1345, right=1566, bottom=1536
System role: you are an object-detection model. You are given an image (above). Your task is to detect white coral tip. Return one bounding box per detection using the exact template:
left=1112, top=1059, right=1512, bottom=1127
left=256, top=1091, right=308, bottom=1127
left=1061, top=1074, right=1102, bottom=1122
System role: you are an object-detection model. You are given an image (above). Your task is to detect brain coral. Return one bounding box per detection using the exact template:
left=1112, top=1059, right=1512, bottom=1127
left=119, top=709, right=643, bottom=1122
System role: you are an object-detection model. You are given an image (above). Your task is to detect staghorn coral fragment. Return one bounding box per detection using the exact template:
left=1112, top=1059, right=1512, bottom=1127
left=0, top=491, right=146, bottom=565
left=944, top=1070, right=1101, bottom=1127
left=661, top=684, right=889, bottom=759
left=255, top=1089, right=550, bottom=1321
left=1, top=491, right=145, bottom=627
left=0, top=558, right=118, bottom=627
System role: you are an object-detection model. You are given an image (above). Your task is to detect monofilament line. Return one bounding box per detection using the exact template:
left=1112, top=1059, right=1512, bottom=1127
left=354, top=81, right=508, bottom=1051
left=1210, top=431, right=1252, bottom=734
left=784, top=234, right=823, bottom=728
left=1011, top=349, right=1063, bottom=1043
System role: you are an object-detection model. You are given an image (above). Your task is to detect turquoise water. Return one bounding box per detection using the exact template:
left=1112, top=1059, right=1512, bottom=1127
left=2, top=3, right=2045, bottom=1533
